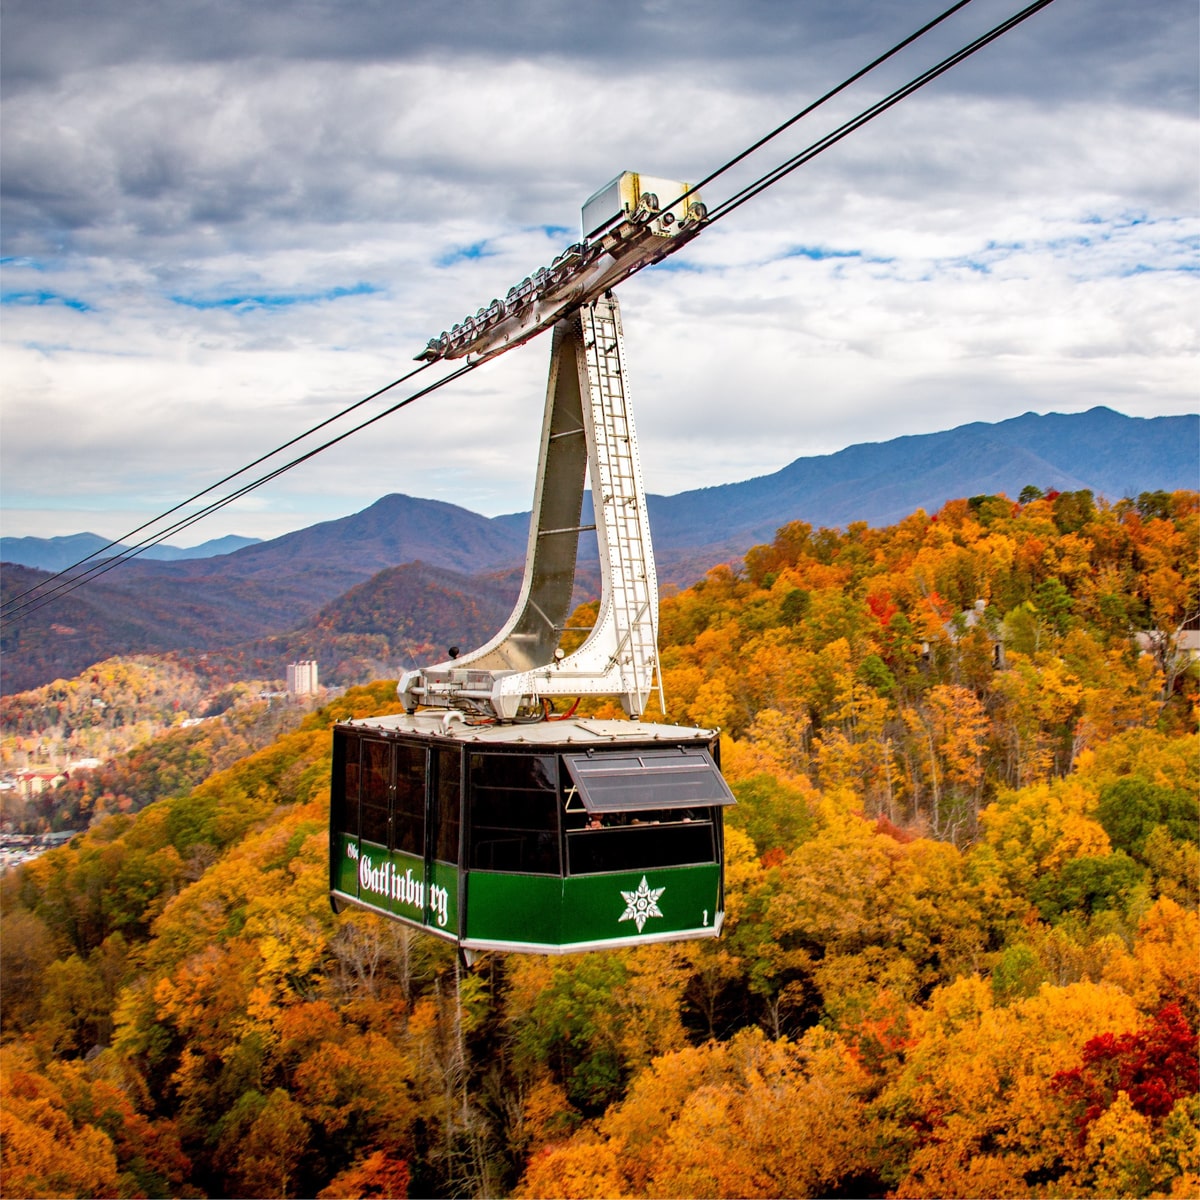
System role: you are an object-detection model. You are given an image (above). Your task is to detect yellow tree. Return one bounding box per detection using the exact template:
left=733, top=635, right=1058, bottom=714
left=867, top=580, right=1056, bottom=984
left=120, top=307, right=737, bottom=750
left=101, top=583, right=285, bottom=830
left=504, top=945, right=690, bottom=1116
left=1075, top=1091, right=1199, bottom=1198
left=992, top=653, right=1085, bottom=786
left=644, top=1028, right=873, bottom=1198
left=516, top=1026, right=875, bottom=1199
left=979, top=774, right=1111, bottom=900
left=1101, top=897, right=1200, bottom=1021
left=903, top=684, right=988, bottom=837
left=0, top=1045, right=121, bottom=1199
left=234, top=1088, right=311, bottom=1199
left=759, top=813, right=1010, bottom=1032
left=516, top=1133, right=626, bottom=1200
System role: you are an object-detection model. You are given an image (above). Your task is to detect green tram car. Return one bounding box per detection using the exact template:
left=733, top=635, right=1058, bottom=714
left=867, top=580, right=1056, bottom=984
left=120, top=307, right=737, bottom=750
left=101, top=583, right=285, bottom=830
left=329, top=713, right=735, bottom=955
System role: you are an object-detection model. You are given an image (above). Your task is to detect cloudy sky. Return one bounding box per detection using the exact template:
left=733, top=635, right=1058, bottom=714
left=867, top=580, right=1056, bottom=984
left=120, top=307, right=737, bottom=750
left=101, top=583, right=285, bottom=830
left=2, top=0, right=1196, bottom=545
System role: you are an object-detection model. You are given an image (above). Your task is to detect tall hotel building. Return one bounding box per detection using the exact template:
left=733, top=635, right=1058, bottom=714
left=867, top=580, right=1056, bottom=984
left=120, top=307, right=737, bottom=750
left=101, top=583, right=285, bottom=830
left=286, top=660, right=319, bottom=695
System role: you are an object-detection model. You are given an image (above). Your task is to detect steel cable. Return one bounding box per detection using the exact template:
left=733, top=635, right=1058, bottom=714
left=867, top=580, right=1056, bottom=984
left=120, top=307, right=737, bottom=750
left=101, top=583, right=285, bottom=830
left=1, top=360, right=438, bottom=615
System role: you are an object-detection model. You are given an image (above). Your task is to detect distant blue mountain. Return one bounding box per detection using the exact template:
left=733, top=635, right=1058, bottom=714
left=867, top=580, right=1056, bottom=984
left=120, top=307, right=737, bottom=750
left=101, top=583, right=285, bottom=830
left=0, top=532, right=262, bottom=572
left=644, top=406, right=1199, bottom=551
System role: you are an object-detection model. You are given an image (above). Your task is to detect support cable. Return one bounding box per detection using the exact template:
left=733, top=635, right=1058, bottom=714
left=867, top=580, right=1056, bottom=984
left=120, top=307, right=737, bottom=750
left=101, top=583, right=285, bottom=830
left=705, top=0, right=1057, bottom=227
left=2, top=361, right=479, bottom=622
left=2, top=360, right=438, bottom=614
left=654, top=0, right=976, bottom=217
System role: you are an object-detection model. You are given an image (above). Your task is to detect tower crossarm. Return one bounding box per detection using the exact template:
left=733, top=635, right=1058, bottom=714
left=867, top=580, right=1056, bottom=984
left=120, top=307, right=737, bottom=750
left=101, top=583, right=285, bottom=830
left=416, top=172, right=706, bottom=367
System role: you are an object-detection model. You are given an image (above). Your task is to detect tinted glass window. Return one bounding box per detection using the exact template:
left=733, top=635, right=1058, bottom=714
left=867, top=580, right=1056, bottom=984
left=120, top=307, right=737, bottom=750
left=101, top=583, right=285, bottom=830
left=435, top=748, right=461, bottom=864
left=566, top=819, right=715, bottom=875
left=394, top=742, right=426, bottom=856
left=332, top=730, right=360, bottom=837
left=468, top=753, right=560, bottom=875
left=360, top=740, right=390, bottom=846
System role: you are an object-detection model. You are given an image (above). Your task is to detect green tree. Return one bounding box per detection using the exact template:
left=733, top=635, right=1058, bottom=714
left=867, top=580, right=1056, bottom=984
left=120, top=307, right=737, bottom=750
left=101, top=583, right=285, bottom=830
left=1097, top=778, right=1198, bottom=857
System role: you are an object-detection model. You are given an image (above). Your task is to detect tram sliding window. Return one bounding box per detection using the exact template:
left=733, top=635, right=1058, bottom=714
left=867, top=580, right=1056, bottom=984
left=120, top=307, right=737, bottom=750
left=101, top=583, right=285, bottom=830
left=434, top=748, right=461, bottom=864
left=361, top=739, right=390, bottom=846
left=468, top=753, right=560, bottom=875
left=562, top=749, right=733, bottom=876
left=566, top=811, right=716, bottom=875
left=393, top=743, right=426, bottom=857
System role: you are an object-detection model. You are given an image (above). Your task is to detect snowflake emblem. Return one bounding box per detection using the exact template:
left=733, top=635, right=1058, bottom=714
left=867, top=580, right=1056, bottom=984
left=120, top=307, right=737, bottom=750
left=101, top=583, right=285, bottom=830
left=618, top=876, right=666, bottom=933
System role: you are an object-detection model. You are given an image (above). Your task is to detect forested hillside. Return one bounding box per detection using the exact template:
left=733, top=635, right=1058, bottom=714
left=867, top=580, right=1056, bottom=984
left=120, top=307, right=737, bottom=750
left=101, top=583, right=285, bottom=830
left=0, top=657, right=325, bottom=833
left=1, top=490, right=1196, bottom=1199
left=0, top=494, right=527, bottom=695
left=1, top=657, right=270, bottom=765
left=193, top=560, right=526, bottom=690
left=647, top=408, right=1200, bottom=548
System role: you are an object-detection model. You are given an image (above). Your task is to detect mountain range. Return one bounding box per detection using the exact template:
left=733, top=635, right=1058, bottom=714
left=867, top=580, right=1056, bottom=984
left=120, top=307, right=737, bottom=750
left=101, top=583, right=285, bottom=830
left=2, top=406, right=1195, bottom=695
left=0, top=532, right=261, bottom=572
left=644, top=406, right=1198, bottom=554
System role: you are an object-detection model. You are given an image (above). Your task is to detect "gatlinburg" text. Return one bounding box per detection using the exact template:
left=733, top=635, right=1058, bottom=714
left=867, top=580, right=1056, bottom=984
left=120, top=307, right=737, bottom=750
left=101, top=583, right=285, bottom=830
left=355, top=852, right=450, bottom=927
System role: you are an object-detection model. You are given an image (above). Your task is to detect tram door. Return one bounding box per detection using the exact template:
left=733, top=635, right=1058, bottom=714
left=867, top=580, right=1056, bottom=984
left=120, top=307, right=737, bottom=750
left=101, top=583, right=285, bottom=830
left=344, top=736, right=460, bottom=938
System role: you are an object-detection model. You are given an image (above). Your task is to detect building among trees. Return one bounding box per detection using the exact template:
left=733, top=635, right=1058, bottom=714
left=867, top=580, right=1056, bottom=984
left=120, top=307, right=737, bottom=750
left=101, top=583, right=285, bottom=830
left=286, top=660, right=319, bottom=695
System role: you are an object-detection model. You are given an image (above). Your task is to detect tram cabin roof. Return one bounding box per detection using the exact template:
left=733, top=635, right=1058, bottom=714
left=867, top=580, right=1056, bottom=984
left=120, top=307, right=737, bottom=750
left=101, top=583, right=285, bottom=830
left=341, top=713, right=722, bottom=747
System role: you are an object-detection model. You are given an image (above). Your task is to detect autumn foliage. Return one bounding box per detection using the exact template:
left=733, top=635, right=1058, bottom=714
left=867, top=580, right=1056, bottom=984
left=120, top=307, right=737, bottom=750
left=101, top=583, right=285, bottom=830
left=1, top=490, right=1197, bottom=1198
left=1054, top=1003, right=1199, bottom=1131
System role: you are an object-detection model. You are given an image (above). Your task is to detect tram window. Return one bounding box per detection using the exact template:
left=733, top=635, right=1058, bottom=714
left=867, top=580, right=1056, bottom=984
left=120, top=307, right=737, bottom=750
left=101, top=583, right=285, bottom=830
left=468, top=753, right=560, bottom=875
left=361, top=740, right=390, bottom=846
left=435, top=748, right=461, bottom=864
left=333, top=732, right=360, bottom=836
left=393, top=743, right=426, bottom=857
left=476, top=754, right=556, bottom=792
left=342, top=755, right=360, bottom=834
left=567, top=816, right=715, bottom=875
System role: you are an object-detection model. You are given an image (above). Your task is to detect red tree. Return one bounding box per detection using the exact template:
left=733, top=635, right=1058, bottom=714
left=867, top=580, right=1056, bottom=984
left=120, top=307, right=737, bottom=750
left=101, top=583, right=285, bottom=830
left=1053, top=1003, right=1199, bottom=1135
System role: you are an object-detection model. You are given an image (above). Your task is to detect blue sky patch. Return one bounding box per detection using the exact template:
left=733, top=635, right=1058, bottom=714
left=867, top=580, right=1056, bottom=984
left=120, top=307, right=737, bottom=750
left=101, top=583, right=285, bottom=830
left=1, top=289, right=91, bottom=311
left=1080, top=211, right=1151, bottom=231
left=0, top=256, right=49, bottom=271
left=437, top=240, right=495, bottom=267
left=646, top=257, right=707, bottom=274
left=784, top=245, right=862, bottom=262
left=1122, top=262, right=1200, bottom=277
left=169, top=282, right=379, bottom=310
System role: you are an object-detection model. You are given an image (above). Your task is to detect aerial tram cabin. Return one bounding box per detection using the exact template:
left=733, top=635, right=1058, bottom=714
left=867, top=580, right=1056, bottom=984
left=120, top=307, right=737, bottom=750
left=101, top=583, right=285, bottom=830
left=329, top=715, right=733, bottom=954
left=329, top=172, right=734, bottom=955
